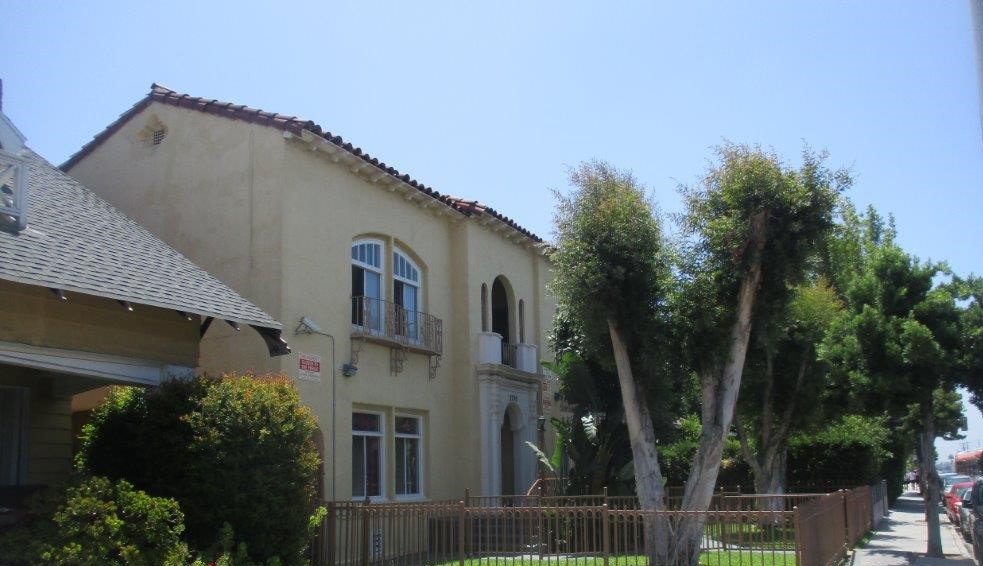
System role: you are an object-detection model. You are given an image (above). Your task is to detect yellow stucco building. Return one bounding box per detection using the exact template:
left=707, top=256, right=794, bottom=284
left=65, top=84, right=560, bottom=502
left=0, top=99, right=286, bottom=519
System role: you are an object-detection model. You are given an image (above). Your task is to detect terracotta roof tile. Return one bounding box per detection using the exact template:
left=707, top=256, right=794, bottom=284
left=61, top=84, right=544, bottom=244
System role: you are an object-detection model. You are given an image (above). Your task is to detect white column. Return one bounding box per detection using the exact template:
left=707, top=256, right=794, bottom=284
left=516, top=343, right=538, bottom=373
left=478, top=332, right=503, bottom=364
left=478, top=378, right=501, bottom=495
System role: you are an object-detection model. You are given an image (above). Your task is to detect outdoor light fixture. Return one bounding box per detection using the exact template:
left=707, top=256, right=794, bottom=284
left=537, top=416, right=547, bottom=432
left=118, top=300, right=133, bottom=311
left=295, top=316, right=322, bottom=334
left=342, top=363, right=358, bottom=378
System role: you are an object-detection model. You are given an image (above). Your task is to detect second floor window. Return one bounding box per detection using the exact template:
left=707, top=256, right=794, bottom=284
left=393, top=250, right=421, bottom=340
left=352, top=240, right=383, bottom=331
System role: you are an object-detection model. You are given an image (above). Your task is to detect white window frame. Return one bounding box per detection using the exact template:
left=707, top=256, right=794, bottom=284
left=392, top=249, right=422, bottom=342
left=351, top=239, right=386, bottom=332
left=352, top=410, right=385, bottom=501
left=394, top=414, right=424, bottom=499
left=0, top=150, right=29, bottom=232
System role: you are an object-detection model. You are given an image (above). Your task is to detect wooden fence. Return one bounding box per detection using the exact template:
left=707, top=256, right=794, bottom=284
left=312, top=484, right=888, bottom=566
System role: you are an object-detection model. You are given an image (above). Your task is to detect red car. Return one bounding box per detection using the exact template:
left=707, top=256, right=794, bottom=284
left=947, top=481, right=975, bottom=524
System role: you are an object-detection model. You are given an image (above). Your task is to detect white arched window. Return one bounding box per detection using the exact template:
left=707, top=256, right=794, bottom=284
left=393, top=249, right=421, bottom=340
left=352, top=240, right=383, bottom=331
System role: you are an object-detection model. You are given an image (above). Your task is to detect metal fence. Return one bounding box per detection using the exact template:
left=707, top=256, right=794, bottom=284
left=313, top=484, right=888, bottom=566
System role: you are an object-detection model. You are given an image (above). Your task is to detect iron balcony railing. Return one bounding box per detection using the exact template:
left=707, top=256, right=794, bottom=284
left=351, top=295, right=443, bottom=355
left=501, top=342, right=518, bottom=369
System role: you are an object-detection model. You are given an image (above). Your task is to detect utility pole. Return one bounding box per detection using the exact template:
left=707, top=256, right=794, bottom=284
left=971, top=0, right=983, bottom=140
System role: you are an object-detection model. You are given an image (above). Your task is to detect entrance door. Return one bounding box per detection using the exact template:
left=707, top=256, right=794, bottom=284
left=500, top=408, right=515, bottom=495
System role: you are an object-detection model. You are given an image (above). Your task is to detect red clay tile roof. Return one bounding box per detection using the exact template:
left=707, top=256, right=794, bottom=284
left=62, top=84, right=544, bottom=244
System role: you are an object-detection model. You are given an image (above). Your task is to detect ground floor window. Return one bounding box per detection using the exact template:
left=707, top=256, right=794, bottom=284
left=352, top=411, right=383, bottom=498
left=0, top=387, right=28, bottom=486
left=395, top=415, right=422, bottom=496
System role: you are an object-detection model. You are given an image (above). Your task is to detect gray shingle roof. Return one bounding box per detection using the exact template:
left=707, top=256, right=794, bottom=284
left=0, top=149, right=283, bottom=333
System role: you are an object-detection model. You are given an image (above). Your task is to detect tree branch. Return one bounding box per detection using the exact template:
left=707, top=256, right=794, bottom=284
left=734, top=414, right=764, bottom=480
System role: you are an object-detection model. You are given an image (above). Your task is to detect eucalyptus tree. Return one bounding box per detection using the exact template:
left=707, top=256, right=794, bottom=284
left=551, top=145, right=844, bottom=565
left=669, top=145, right=844, bottom=562
left=550, top=160, right=677, bottom=560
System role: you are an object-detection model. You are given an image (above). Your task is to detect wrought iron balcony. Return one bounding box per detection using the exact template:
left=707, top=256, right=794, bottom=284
left=501, top=342, right=518, bottom=369
left=351, top=295, right=443, bottom=356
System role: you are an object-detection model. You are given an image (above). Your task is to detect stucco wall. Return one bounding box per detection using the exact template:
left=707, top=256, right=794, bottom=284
left=66, top=104, right=285, bottom=376
left=66, top=99, right=555, bottom=501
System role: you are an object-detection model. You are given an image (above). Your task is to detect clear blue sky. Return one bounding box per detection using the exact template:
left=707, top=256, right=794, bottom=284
left=3, top=2, right=982, bottom=455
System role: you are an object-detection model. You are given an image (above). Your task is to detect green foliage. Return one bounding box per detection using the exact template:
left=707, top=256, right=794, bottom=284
left=77, top=379, right=203, bottom=501
left=185, top=375, right=320, bottom=563
left=76, top=375, right=321, bottom=565
left=659, top=415, right=750, bottom=488
left=550, top=160, right=674, bottom=369
left=678, top=144, right=847, bottom=372
left=0, top=476, right=188, bottom=566
left=787, top=416, right=891, bottom=487
left=738, top=280, right=844, bottom=436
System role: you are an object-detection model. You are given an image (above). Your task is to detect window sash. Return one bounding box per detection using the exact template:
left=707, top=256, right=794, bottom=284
left=0, top=387, right=28, bottom=486
left=352, top=411, right=384, bottom=499
left=395, top=416, right=422, bottom=496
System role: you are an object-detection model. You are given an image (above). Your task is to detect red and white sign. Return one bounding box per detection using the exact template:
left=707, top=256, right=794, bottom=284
left=298, top=353, right=322, bottom=382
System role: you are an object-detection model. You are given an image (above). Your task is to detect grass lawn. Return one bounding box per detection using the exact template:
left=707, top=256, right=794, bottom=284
left=710, top=523, right=796, bottom=550
left=439, top=551, right=795, bottom=566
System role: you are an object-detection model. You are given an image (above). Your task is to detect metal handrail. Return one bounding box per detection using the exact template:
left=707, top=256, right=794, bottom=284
left=501, top=342, right=518, bottom=368
left=351, top=295, right=442, bottom=355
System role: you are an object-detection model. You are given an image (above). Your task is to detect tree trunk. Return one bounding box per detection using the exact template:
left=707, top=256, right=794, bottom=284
left=756, top=450, right=788, bottom=514
left=918, top=400, right=943, bottom=558
left=607, top=320, right=670, bottom=564
left=672, top=211, right=767, bottom=566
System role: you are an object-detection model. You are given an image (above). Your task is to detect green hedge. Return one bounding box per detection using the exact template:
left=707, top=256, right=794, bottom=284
left=787, top=415, right=890, bottom=488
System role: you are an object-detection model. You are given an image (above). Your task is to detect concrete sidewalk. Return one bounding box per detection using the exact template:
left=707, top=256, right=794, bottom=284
left=852, top=491, right=974, bottom=566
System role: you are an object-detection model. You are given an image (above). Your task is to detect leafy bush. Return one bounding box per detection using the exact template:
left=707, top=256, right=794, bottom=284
left=77, top=374, right=321, bottom=565
left=0, top=476, right=188, bottom=566
left=185, top=375, right=321, bottom=563
left=77, top=378, right=203, bottom=502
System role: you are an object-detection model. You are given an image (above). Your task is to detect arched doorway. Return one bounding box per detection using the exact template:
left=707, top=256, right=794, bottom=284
left=491, top=277, right=511, bottom=344
left=500, top=403, right=523, bottom=496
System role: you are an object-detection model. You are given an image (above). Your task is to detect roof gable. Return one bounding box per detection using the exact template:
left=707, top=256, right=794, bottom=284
left=62, top=84, right=546, bottom=247
left=0, top=150, right=287, bottom=353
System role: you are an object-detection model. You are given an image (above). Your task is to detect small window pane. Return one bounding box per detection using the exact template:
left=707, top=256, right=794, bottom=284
left=353, top=412, right=380, bottom=432
left=396, top=416, right=419, bottom=435
left=365, top=436, right=381, bottom=497
left=396, top=437, right=419, bottom=495
left=395, top=439, right=406, bottom=494
left=352, top=436, right=365, bottom=497
left=404, top=438, right=418, bottom=493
